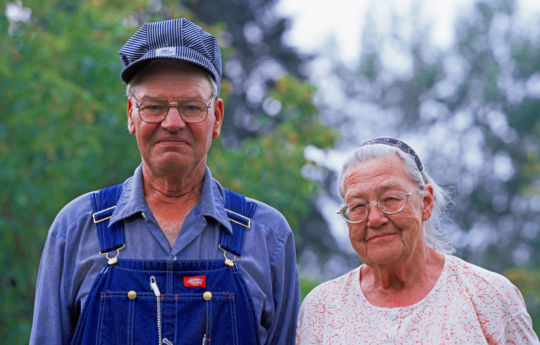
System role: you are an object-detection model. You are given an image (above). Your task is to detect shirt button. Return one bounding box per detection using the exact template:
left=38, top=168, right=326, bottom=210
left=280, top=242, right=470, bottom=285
left=388, top=312, right=397, bottom=321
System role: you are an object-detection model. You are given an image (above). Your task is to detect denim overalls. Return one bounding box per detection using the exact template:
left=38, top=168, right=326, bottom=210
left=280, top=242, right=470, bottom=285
left=70, top=184, right=261, bottom=345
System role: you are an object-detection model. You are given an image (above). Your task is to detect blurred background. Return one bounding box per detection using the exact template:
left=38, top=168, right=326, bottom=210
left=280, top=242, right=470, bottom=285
left=2, top=0, right=539, bottom=341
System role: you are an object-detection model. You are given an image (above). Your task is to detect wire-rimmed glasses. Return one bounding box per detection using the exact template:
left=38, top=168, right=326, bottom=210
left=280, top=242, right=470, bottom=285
left=337, top=188, right=424, bottom=223
left=133, top=96, right=212, bottom=124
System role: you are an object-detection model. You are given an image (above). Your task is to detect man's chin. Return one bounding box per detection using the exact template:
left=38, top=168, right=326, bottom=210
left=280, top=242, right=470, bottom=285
left=150, top=156, right=206, bottom=174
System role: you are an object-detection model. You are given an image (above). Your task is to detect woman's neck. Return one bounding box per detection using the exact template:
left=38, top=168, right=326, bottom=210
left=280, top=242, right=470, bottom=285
left=360, top=248, right=445, bottom=307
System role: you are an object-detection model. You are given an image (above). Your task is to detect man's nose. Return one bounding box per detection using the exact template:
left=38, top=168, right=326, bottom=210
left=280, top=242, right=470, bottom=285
left=161, top=105, right=186, bottom=129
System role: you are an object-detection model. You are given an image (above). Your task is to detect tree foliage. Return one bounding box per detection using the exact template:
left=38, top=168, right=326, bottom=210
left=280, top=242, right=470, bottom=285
left=505, top=266, right=540, bottom=334
left=182, top=0, right=339, bottom=257
left=2, top=2, right=140, bottom=341
left=182, top=0, right=309, bottom=143
left=1, top=0, right=335, bottom=342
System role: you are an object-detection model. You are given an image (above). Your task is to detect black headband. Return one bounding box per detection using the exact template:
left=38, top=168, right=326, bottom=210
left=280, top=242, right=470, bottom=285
left=359, top=137, right=424, bottom=172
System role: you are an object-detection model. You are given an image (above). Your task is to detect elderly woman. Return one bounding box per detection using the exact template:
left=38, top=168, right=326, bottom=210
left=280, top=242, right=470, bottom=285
left=296, top=138, right=538, bottom=344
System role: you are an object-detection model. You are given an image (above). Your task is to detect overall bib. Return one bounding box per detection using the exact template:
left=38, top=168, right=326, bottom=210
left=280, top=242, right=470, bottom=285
left=71, top=185, right=261, bottom=345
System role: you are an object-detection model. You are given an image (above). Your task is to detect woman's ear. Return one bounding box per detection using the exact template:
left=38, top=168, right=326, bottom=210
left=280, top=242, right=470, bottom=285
left=422, top=184, right=434, bottom=221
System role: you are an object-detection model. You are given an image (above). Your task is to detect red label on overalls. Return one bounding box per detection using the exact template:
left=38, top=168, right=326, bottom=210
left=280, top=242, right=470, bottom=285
left=183, top=276, right=206, bottom=288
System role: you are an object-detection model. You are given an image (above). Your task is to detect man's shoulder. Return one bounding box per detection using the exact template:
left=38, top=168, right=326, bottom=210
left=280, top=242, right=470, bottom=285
left=50, top=179, right=132, bottom=239
left=212, top=178, right=292, bottom=236
left=55, top=190, right=95, bottom=222
left=239, top=195, right=294, bottom=250
left=47, top=190, right=95, bottom=240
left=246, top=196, right=289, bottom=226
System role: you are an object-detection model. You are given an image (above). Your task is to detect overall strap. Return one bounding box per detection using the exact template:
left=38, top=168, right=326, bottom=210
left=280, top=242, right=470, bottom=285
left=219, top=188, right=258, bottom=258
left=90, top=184, right=125, bottom=256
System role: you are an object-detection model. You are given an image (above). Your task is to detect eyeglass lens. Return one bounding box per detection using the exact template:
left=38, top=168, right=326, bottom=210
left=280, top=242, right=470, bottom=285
left=138, top=99, right=209, bottom=123
left=341, top=191, right=419, bottom=223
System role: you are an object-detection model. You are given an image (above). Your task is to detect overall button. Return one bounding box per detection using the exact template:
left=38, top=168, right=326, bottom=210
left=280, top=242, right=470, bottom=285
left=203, top=291, right=212, bottom=301
left=127, top=290, right=137, bottom=300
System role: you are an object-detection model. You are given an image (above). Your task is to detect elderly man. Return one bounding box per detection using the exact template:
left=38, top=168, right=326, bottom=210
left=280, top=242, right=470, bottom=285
left=30, top=18, right=299, bottom=345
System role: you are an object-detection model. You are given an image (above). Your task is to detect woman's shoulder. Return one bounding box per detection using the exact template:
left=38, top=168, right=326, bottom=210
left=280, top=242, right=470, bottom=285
left=447, top=255, right=514, bottom=285
left=302, top=266, right=362, bottom=307
left=444, top=255, right=525, bottom=306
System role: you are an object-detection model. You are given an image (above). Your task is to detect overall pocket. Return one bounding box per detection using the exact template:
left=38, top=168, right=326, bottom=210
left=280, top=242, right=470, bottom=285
left=174, top=291, right=239, bottom=345
left=96, top=290, right=158, bottom=345
left=96, top=287, right=239, bottom=345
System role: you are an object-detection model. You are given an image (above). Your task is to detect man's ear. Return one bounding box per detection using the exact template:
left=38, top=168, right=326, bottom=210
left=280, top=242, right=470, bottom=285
left=127, top=97, right=136, bottom=135
left=212, top=98, right=224, bottom=139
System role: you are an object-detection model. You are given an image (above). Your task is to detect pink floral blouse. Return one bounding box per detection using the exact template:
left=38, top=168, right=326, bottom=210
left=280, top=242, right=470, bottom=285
left=296, top=255, right=539, bottom=344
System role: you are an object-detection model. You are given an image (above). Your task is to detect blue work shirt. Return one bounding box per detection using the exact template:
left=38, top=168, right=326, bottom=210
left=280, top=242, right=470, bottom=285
left=30, top=165, right=300, bottom=345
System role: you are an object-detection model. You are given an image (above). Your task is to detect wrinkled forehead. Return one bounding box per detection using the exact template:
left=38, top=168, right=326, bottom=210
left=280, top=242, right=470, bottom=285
left=342, top=155, right=416, bottom=193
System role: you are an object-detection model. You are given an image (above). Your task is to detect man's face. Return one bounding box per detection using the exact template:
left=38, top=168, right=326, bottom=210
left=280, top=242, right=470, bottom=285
left=127, top=64, right=223, bottom=175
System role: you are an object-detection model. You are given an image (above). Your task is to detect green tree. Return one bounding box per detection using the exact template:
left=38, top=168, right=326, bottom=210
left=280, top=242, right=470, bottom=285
left=2, top=2, right=141, bottom=341
left=183, top=0, right=309, bottom=142
left=210, top=74, right=337, bottom=253
left=183, top=0, right=340, bottom=258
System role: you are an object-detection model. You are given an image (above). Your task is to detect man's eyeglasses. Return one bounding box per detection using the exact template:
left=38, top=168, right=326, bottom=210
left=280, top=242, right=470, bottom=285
left=133, top=96, right=213, bottom=124
left=337, top=188, right=424, bottom=223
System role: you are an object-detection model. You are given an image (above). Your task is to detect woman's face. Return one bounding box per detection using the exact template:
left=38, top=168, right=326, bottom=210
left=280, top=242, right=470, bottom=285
left=342, top=154, right=434, bottom=267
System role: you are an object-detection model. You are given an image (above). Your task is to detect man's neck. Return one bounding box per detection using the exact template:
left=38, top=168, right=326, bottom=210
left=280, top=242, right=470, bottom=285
left=141, top=163, right=206, bottom=203
left=141, top=163, right=206, bottom=247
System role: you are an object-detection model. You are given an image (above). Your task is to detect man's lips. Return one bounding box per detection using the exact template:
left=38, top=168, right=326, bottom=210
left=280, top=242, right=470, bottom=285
left=155, top=137, right=190, bottom=145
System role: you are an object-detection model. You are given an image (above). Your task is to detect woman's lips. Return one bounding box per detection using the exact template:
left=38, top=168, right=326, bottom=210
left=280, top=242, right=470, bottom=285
left=367, top=233, right=398, bottom=242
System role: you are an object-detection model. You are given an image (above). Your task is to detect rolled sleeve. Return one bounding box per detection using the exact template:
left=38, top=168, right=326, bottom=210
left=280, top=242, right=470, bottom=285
left=30, top=192, right=98, bottom=345
left=30, top=227, right=73, bottom=345
left=265, top=228, right=300, bottom=345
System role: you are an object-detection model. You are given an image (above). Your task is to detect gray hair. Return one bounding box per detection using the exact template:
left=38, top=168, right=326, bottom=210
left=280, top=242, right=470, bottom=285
left=125, top=59, right=219, bottom=99
left=338, top=144, right=454, bottom=254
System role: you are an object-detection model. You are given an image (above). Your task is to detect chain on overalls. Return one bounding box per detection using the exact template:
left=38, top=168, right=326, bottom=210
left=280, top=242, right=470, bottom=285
left=70, top=184, right=261, bottom=345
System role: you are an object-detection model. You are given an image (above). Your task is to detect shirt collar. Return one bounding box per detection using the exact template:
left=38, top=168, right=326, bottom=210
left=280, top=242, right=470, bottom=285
left=109, top=164, right=233, bottom=234
left=197, top=168, right=233, bottom=234
left=108, top=164, right=147, bottom=226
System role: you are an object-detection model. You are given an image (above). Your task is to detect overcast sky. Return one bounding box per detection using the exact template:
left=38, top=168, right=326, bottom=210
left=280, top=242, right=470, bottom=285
left=277, top=0, right=540, bottom=64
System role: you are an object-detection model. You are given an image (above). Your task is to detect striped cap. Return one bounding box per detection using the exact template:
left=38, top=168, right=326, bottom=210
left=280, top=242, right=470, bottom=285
left=119, top=18, right=222, bottom=92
